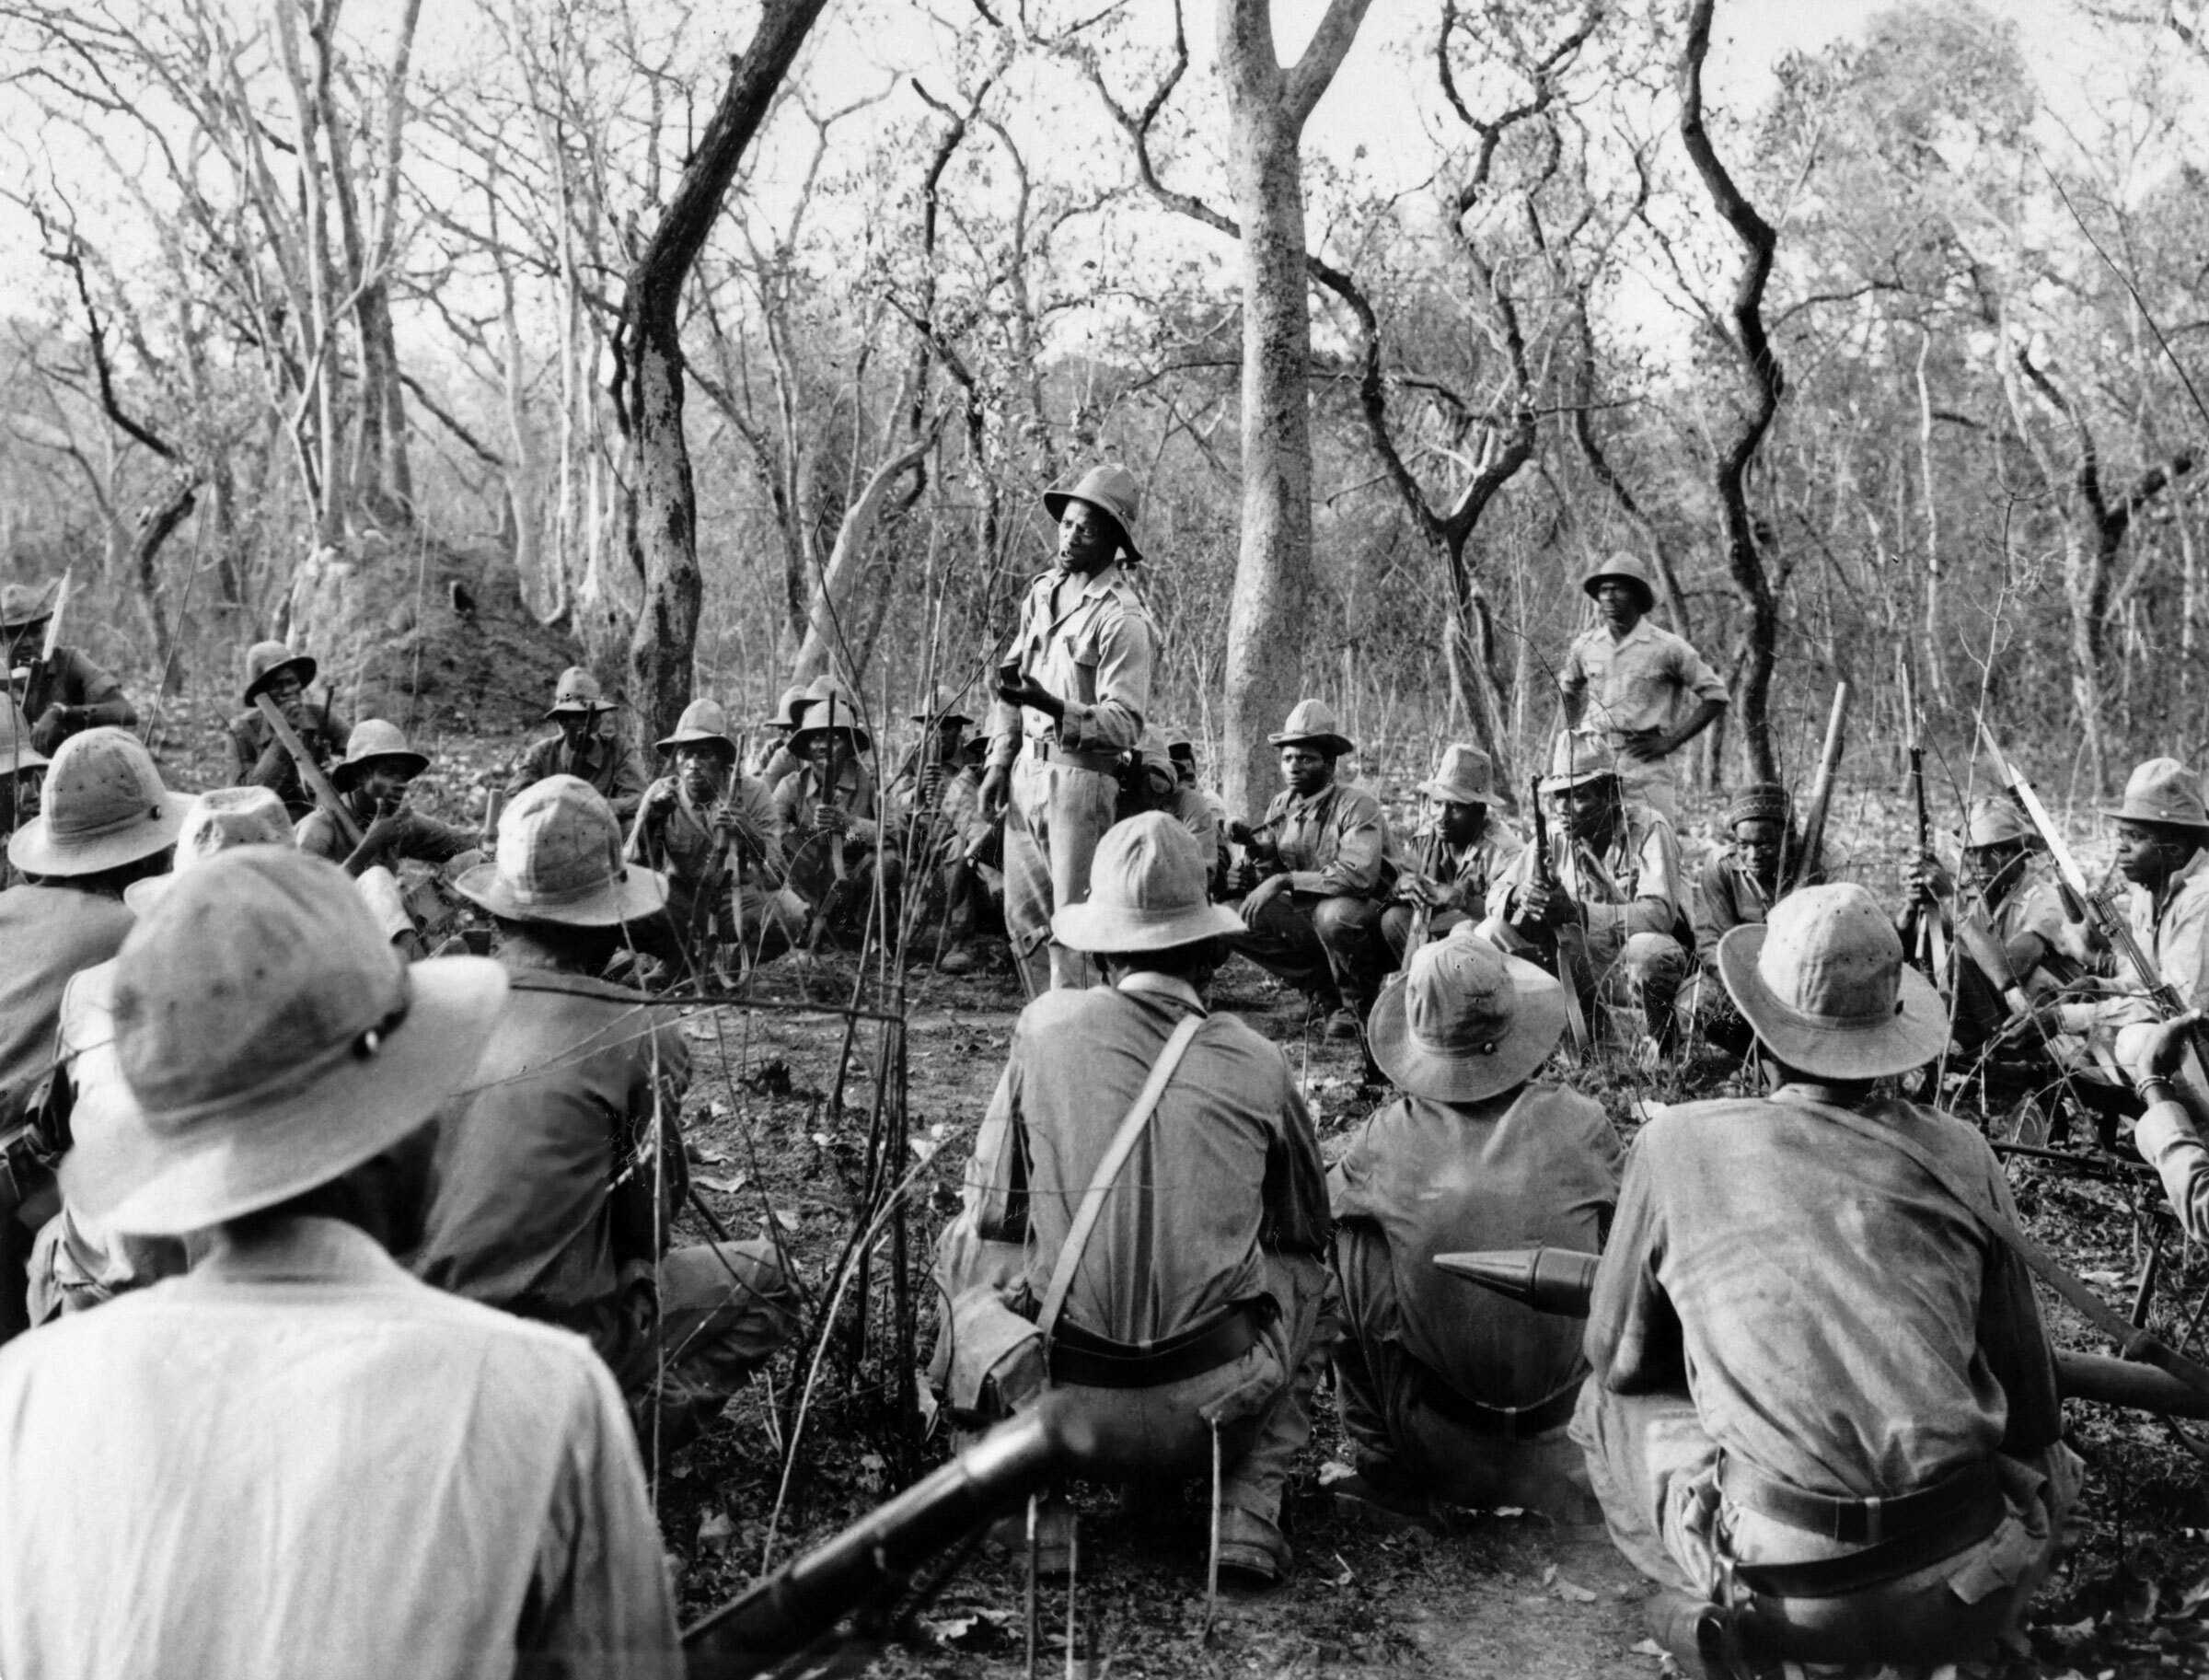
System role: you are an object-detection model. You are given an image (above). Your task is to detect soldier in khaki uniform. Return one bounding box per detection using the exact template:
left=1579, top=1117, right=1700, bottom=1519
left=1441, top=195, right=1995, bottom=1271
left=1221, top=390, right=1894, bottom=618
left=223, top=642, right=351, bottom=821
left=982, top=464, right=1157, bottom=992
left=1382, top=743, right=1520, bottom=962
left=1557, top=553, right=1727, bottom=822
left=505, top=667, right=648, bottom=823
left=2, top=582, right=136, bottom=758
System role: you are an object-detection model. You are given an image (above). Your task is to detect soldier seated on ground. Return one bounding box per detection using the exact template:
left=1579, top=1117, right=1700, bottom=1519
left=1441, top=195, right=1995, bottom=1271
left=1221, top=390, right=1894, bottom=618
left=1229, top=699, right=1393, bottom=1042
left=630, top=699, right=797, bottom=979
left=506, top=666, right=648, bottom=823
left=1480, top=733, right=1688, bottom=1056
left=0, top=701, right=46, bottom=865
left=1382, top=743, right=1519, bottom=963
left=295, top=720, right=478, bottom=876
left=774, top=698, right=902, bottom=948
left=413, top=776, right=798, bottom=1451
left=1, top=581, right=136, bottom=758
left=748, top=684, right=811, bottom=788
left=894, top=689, right=993, bottom=974
left=1575, top=885, right=2078, bottom=1677
left=1678, top=782, right=1797, bottom=1058
left=224, top=641, right=351, bottom=821
left=1168, top=736, right=1231, bottom=897
left=1330, top=931, right=1617, bottom=1522
left=0, top=848, right=680, bottom=1676
left=930, top=815, right=1332, bottom=1585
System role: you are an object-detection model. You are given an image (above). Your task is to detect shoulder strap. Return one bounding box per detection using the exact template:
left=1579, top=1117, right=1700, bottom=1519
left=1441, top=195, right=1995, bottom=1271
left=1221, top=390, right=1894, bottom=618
left=1035, top=1012, right=1207, bottom=1348
left=1789, top=1095, right=2209, bottom=1398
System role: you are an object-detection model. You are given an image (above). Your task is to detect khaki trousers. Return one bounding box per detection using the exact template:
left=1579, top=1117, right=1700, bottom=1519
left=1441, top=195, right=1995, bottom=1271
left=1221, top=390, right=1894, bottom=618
left=1002, top=754, right=1118, bottom=991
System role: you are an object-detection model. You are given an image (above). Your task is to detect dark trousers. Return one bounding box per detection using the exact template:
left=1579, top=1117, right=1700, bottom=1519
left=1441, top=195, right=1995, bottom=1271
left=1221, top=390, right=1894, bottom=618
left=1235, top=891, right=1391, bottom=1014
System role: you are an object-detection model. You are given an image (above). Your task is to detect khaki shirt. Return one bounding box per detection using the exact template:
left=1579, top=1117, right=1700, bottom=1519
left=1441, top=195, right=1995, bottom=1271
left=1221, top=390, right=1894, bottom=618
left=1252, top=780, right=1389, bottom=898
left=2085, top=850, right=2209, bottom=1032
left=636, top=773, right=784, bottom=892
left=0, top=884, right=134, bottom=1123
left=0, top=1216, right=680, bottom=1679
left=1482, top=802, right=1683, bottom=960
left=507, top=733, right=651, bottom=824
left=1558, top=619, right=1727, bottom=741
left=1394, top=820, right=1521, bottom=921
left=774, top=758, right=885, bottom=848
left=988, top=564, right=1155, bottom=767
left=966, top=975, right=1329, bottom=1346
left=1589, top=1088, right=2064, bottom=1496
left=1331, top=1085, right=1618, bottom=1409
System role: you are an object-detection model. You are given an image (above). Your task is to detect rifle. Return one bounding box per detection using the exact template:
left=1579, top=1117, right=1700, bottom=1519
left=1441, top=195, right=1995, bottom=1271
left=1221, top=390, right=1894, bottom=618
left=255, top=691, right=362, bottom=850
left=1397, top=819, right=1444, bottom=973
left=684, top=1401, right=1079, bottom=1678
left=1434, top=1246, right=2209, bottom=1422
left=8, top=570, right=70, bottom=721
left=1898, top=654, right=1949, bottom=983
left=1529, top=775, right=1591, bottom=1058
left=1978, top=723, right=2209, bottom=1076
left=1784, top=681, right=1851, bottom=892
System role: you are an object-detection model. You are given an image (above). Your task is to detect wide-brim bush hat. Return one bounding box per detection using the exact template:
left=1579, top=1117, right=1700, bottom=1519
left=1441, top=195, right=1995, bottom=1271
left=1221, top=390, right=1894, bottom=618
left=1538, top=729, right=1621, bottom=794
left=64, top=848, right=509, bottom=1237
left=0, top=581, right=56, bottom=632
left=330, top=719, right=429, bottom=791
left=456, top=774, right=667, bottom=927
left=1268, top=699, right=1355, bottom=759
left=1419, top=743, right=1495, bottom=805
left=1368, top=929, right=1566, bottom=1103
left=125, top=786, right=295, bottom=912
left=545, top=666, right=612, bottom=718
left=790, top=699, right=873, bottom=758
left=1, top=700, right=47, bottom=776
left=6, top=726, right=182, bottom=876
left=910, top=685, right=975, bottom=727
left=241, top=640, right=318, bottom=708
left=762, top=684, right=810, bottom=729
left=1965, top=796, right=2034, bottom=850
left=1041, top=463, right=1143, bottom=562
left=656, top=698, right=740, bottom=759
left=1054, top=811, right=1244, bottom=953
left=2099, top=758, right=2209, bottom=831
left=1717, top=882, right=1949, bottom=1080
left=1581, top=551, right=1658, bottom=612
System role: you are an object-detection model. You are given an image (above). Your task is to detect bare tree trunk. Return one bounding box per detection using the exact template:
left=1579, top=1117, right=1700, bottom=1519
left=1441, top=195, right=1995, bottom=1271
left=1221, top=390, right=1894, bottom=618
left=791, top=420, right=941, bottom=686
left=1679, top=0, right=1785, bottom=783
left=612, top=0, right=827, bottom=745
left=1214, top=0, right=1374, bottom=815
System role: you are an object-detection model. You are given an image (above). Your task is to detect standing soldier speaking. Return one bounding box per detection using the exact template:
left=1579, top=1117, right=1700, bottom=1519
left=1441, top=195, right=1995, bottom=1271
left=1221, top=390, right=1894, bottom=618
left=1558, top=553, right=1727, bottom=822
left=982, top=463, right=1157, bottom=992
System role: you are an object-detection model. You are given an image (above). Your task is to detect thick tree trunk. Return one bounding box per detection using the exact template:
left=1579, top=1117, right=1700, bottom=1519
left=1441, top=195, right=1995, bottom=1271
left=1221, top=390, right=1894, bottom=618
left=614, top=0, right=827, bottom=746
left=791, top=422, right=940, bottom=687
left=1214, top=0, right=1373, bottom=815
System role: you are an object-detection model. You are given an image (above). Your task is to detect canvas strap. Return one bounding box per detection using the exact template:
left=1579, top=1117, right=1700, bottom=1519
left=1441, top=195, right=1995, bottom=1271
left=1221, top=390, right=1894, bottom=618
left=1789, top=1095, right=2209, bottom=1399
left=1035, top=1013, right=1207, bottom=1349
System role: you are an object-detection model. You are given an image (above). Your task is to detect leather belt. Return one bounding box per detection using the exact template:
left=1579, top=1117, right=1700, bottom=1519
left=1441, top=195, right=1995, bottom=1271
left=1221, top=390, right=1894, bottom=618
left=1417, top=1367, right=1582, bottom=1441
left=1026, top=737, right=1120, bottom=775
left=1719, top=1451, right=2003, bottom=1548
left=1047, top=1303, right=1266, bottom=1391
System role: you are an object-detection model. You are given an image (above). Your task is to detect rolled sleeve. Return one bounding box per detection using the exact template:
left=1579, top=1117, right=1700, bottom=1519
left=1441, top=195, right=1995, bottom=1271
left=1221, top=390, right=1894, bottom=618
left=1675, top=642, right=1729, bottom=707
left=2138, top=1102, right=2209, bottom=1246
left=1558, top=640, right=1588, bottom=698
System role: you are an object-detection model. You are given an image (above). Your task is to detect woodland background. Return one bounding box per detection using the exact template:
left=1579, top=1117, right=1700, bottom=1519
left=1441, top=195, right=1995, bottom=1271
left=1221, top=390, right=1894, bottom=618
left=4, top=0, right=2208, bottom=820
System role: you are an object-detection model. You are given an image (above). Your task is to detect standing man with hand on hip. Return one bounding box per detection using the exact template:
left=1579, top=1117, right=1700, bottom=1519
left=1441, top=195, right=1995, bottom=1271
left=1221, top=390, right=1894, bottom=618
left=982, top=463, right=1157, bottom=992
left=1558, top=553, right=1727, bottom=822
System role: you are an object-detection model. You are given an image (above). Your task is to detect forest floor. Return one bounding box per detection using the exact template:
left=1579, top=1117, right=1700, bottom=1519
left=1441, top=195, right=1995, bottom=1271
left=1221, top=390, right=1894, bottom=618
left=141, top=703, right=2209, bottom=1679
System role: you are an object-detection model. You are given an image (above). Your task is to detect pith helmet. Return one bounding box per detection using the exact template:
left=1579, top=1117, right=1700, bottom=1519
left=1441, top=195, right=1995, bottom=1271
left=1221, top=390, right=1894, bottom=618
left=1537, top=730, right=1620, bottom=794
left=1419, top=744, right=1495, bottom=805
left=241, top=641, right=318, bottom=707
left=656, top=698, right=739, bottom=759
left=1042, top=463, right=1144, bottom=562
left=6, top=726, right=183, bottom=877
left=456, top=774, right=667, bottom=927
left=545, top=666, right=611, bottom=718
left=1052, top=812, right=1243, bottom=952
left=1368, top=929, right=1567, bottom=1103
left=330, top=719, right=429, bottom=790
left=1965, top=797, right=2034, bottom=850
left=1717, top=883, right=1949, bottom=1080
left=0, top=581, right=56, bottom=631
left=2099, top=758, right=2209, bottom=832
left=1581, top=551, right=1658, bottom=612
left=762, top=685, right=809, bottom=729
left=64, top=849, right=508, bottom=1236
left=1268, top=699, right=1355, bottom=759
left=790, top=698, right=873, bottom=757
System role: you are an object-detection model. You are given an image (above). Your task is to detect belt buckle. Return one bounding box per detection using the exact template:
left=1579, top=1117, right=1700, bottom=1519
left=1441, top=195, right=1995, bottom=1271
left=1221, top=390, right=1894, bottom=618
left=1857, top=1492, right=1882, bottom=1546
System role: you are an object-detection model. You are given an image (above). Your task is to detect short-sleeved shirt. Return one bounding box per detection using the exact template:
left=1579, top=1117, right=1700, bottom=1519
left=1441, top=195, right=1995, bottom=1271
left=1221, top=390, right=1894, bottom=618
left=2088, top=850, right=2209, bottom=1033
left=966, top=975, right=1329, bottom=1345
left=507, top=733, right=651, bottom=823
left=16, top=646, right=134, bottom=753
left=1250, top=780, right=1390, bottom=899
left=1558, top=620, right=1728, bottom=741
left=988, top=564, right=1156, bottom=767
left=0, top=1215, right=679, bottom=1679
left=1331, top=1085, right=1619, bottom=1408
left=1587, top=1090, right=2064, bottom=1496
left=0, top=884, right=134, bottom=1122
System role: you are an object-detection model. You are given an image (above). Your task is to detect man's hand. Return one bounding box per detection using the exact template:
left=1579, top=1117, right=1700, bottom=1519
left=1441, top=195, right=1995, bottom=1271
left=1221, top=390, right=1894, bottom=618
left=995, top=670, right=1066, bottom=724
left=812, top=800, right=850, bottom=836
left=1905, top=851, right=1949, bottom=903
left=1514, top=880, right=1576, bottom=931
left=1238, top=871, right=1290, bottom=926
left=979, top=763, right=1011, bottom=820
left=642, top=775, right=679, bottom=815
left=2142, top=1011, right=2203, bottom=1083
left=1619, top=727, right=1671, bottom=765
left=1394, top=874, right=1443, bottom=907
left=29, top=703, right=75, bottom=756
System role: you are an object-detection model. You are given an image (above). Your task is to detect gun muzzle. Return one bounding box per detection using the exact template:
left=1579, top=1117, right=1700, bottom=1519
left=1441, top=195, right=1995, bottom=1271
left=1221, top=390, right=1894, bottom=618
left=1433, top=1246, right=1601, bottom=1315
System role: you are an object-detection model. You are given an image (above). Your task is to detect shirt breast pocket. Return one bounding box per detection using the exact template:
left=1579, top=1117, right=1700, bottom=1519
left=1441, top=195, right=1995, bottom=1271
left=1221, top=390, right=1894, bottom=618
left=1066, top=625, right=1104, bottom=705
